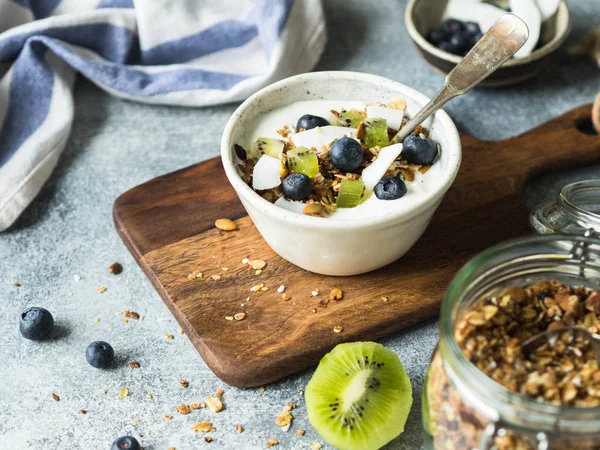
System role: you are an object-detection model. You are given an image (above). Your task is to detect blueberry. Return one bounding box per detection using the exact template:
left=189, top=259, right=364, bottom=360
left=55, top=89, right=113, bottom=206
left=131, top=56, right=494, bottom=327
left=438, top=41, right=458, bottom=55
left=427, top=28, right=448, bottom=45
left=296, top=114, right=329, bottom=131
left=464, top=21, right=481, bottom=36
left=20, top=307, right=54, bottom=341
left=442, top=18, right=464, bottom=34
left=401, top=134, right=439, bottom=165
left=374, top=176, right=407, bottom=201
left=450, top=33, right=470, bottom=52
left=111, top=436, right=141, bottom=450
left=86, top=341, right=114, bottom=369
left=330, top=137, right=364, bottom=172
left=282, top=173, right=313, bottom=201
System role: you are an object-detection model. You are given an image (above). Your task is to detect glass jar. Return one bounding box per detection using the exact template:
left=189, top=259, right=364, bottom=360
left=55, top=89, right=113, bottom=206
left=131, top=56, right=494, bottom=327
left=422, top=234, right=600, bottom=450
left=531, top=180, right=600, bottom=236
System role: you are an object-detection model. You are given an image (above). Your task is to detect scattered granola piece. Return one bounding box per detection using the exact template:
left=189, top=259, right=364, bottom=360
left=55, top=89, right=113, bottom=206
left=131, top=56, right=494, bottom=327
left=333, top=325, right=344, bottom=333
left=215, top=218, right=237, bottom=231
left=235, top=424, right=244, bottom=433
left=319, top=299, right=329, bottom=308
left=255, top=269, right=262, bottom=275
left=311, top=290, right=319, bottom=297
left=146, top=393, right=153, bottom=399
left=389, top=97, right=407, bottom=110
left=80, top=410, right=86, bottom=414
left=128, top=361, right=141, bottom=369
left=118, top=388, right=129, bottom=399
left=177, top=328, right=185, bottom=335
left=266, top=438, right=279, bottom=447
left=284, top=403, right=295, bottom=410
left=93, top=317, right=100, bottom=323
left=168, top=447, right=175, bottom=450
left=176, top=404, right=191, bottom=415
left=132, top=418, right=140, bottom=423
left=51, top=393, right=60, bottom=401
left=242, top=257, right=249, bottom=264
left=275, top=409, right=293, bottom=431
left=180, top=379, right=189, bottom=388
left=329, top=288, right=343, bottom=300
left=248, top=260, right=266, bottom=270
left=297, top=429, right=305, bottom=436
left=96, top=287, right=106, bottom=293
left=124, top=310, right=140, bottom=320
left=282, top=293, right=291, bottom=301
left=204, top=436, right=213, bottom=443
left=188, top=270, right=203, bottom=280
left=13, top=282, right=20, bottom=287
left=204, top=396, right=223, bottom=413
left=73, top=274, right=81, bottom=281
left=277, top=285, right=286, bottom=293
left=311, top=308, right=317, bottom=313
left=303, top=203, right=323, bottom=216
left=309, top=443, right=322, bottom=450
left=165, top=333, right=174, bottom=340
left=585, top=290, right=600, bottom=313
left=211, top=275, right=222, bottom=281
left=215, top=389, right=224, bottom=398
left=222, top=267, right=229, bottom=271
left=123, top=319, right=129, bottom=323
left=250, top=283, right=264, bottom=292
left=225, top=316, right=234, bottom=321
left=192, top=421, right=215, bottom=432
left=259, top=386, right=266, bottom=393
left=165, top=415, right=173, bottom=420
left=108, top=262, right=123, bottom=274
left=200, top=402, right=206, bottom=408
left=190, top=403, right=202, bottom=410
left=382, top=296, right=389, bottom=302
left=234, top=313, right=246, bottom=321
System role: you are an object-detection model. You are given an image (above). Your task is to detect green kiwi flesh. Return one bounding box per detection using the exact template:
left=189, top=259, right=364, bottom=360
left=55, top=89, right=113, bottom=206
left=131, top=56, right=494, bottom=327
left=363, top=118, right=390, bottom=149
left=306, top=342, right=412, bottom=450
left=251, top=137, right=285, bottom=159
left=336, top=180, right=365, bottom=208
left=287, top=147, right=320, bottom=177
left=330, top=109, right=366, bottom=128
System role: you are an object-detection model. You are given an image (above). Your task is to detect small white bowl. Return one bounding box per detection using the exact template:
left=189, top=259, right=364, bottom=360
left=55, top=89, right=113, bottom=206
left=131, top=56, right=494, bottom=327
left=221, top=71, right=461, bottom=276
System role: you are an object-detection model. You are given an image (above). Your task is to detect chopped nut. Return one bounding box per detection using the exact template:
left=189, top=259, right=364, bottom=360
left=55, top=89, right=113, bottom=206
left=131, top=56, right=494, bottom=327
left=311, top=290, right=319, bottom=297
left=266, top=438, right=279, bottom=447
left=303, top=203, right=323, bottom=216
left=164, top=414, right=173, bottom=420
left=128, top=361, right=141, bottom=369
left=333, top=325, right=343, bottom=333
left=242, top=257, right=249, bottom=264
left=215, top=218, right=237, bottom=231
left=284, top=403, right=295, bottom=410
left=124, top=310, right=140, bottom=320
left=146, top=393, right=153, bottom=399
left=211, top=275, right=221, bottom=281
left=192, top=421, right=215, bottom=432
left=176, top=404, right=191, bottom=415
left=275, top=409, right=293, bottom=431
left=180, top=379, right=189, bottom=388
left=13, top=282, right=20, bottom=287
left=51, top=393, right=60, bottom=401
left=118, top=388, right=129, bottom=399
left=309, top=443, right=323, bottom=450
left=311, top=308, right=317, bottom=313
left=204, top=396, right=223, bottom=413
left=234, top=313, right=246, bottom=321
left=248, top=260, right=266, bottom=270
left=215, top=389, right=224, bottom=398
left=389, top=98, right=407, bottom=110
left=225, top=316, right=234, bottom=321
left=585, top=290, right=600, bottom=313
left=250, top=283, right=265, bottom=292
left=177, top=328, right=185, bottom=335
left=93, top=317, right=100, bottom=323
left=297, top=429, right=305, bottom=436
left=96, top=287, right=106, bottom=293
left=164, top=333, right=174, bottom=339
left=329, top=288, right=343, bottom=300
left=204, top=436, right=213, bottom=443
left=282, top=293, right=291, bottom=301
left=80, top=409, right=86, bottom=414
left=108, top=262, right=123, bottom=274
left=277, top=285, right=286, bottom=293
left=382, top=296, right=389, bottom=302
left=235, top=424, right=244, bottom=433
left=190, top=402, right=202, bottom=410
left=255, top=269, right=262, bottom=275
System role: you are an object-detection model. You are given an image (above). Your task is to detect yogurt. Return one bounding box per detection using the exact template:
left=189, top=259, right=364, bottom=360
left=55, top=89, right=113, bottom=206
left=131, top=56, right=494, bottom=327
left=241, top=100, right=444, bottom=220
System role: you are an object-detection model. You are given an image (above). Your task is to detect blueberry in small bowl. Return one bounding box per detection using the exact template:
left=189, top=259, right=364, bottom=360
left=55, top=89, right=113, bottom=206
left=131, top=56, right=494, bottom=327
left=296, top=114, right=329, bottom=131
left=375, top=176, right=408, bottom=201
left=20, top=307, right=54, bottom=341
left=282, top=173, right=313, bottom=201
left=330, top=137, right=364, bottom=172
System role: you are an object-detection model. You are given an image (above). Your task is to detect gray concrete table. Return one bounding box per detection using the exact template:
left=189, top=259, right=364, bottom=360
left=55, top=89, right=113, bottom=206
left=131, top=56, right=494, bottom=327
left=1, top=1, right=599, bottom=449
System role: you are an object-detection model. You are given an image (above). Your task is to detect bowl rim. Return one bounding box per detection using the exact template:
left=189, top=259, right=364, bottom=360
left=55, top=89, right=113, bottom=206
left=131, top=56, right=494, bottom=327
left=405, top=0, right=571, bottom=67
left=220, top=70, right=462, bottom=231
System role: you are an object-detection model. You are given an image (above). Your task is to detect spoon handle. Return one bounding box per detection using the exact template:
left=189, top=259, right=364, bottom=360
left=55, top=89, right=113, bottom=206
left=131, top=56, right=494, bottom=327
left=391, top=14, right=529, bottom=144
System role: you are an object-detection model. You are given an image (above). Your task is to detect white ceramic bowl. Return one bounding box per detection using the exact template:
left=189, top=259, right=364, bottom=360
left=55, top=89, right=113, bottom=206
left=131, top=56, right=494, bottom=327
left=221, top=71, right=461, bottom=276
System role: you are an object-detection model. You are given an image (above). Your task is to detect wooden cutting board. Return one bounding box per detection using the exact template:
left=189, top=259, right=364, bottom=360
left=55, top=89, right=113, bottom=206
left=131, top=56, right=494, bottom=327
left=114, top=105, right=600, bottom=388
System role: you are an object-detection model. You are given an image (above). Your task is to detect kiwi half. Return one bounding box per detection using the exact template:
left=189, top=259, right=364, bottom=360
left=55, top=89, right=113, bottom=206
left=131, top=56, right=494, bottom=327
left=306, top=342, right=412, bottom=450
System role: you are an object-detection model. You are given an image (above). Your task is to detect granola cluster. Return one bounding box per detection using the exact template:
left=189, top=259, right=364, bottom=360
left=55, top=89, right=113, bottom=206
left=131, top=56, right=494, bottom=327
left=237, top=104, right=433, bottom=217
left=427, top=281, right=600, bottom=450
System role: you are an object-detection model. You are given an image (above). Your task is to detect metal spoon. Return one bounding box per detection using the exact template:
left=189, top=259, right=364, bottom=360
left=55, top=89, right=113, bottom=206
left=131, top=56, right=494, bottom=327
left=522, top=326, right=600, bottom=362
left=390, top=14, right=529, bottom=144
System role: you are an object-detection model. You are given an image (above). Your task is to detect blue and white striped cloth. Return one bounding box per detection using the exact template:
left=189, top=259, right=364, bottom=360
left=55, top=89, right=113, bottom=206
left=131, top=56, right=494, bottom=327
left=0, top=0, right=326, bottom=231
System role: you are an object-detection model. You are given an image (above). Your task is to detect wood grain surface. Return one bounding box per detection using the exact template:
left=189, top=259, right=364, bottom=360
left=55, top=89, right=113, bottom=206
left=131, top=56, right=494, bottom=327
left=114, top=104, right=600, bottom=387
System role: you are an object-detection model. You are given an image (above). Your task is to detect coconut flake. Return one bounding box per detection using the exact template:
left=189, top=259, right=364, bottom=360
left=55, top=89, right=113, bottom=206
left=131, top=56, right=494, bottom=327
left=511, top=0, right=541, bottom=58
left=291, top=126, right=357, bottom=150
left=444, top=0, right=506, bottom=32
left=274, top=197, right=306, bottom=214
left=253, top=155, right=283, bottom=191
left=366, top=106, right=404, bottom=131
left=536, top=0, right=560, bottom=21
left=361, top=143, right=403, bottom=191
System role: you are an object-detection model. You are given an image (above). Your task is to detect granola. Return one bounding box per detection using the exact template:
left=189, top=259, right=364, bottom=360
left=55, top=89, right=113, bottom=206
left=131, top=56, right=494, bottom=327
left=426, top=281, right=600, bottom=450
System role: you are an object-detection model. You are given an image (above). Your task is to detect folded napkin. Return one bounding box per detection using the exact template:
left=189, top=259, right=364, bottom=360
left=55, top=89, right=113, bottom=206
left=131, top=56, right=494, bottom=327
left=0, top=0, right=326, bottom=231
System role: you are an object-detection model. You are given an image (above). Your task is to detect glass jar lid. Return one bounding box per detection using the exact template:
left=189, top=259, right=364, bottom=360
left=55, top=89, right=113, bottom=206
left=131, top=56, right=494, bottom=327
left=531, top=180, right=600, bottom=236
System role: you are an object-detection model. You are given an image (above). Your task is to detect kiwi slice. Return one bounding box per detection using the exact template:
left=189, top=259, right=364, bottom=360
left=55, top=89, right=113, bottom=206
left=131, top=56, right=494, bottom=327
left=330, top=109, right=366, bottom=128
left=306, top=342, right=412, bottom=450
left=251, top=137, right=285, bottom=159
left=336, top=179, right=365, bottom=208
left=363, top=118, right=390, bottom=149
left=287, top=147, right=319, bottom=177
